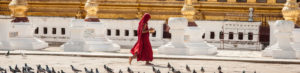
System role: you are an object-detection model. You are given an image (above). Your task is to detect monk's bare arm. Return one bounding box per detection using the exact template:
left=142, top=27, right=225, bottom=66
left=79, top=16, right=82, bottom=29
left=142, top=24, right=149, bottom=33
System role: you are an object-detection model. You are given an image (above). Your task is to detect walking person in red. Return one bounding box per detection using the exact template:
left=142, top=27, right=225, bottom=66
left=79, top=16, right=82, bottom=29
left=129, top=13, right=155, bottom=65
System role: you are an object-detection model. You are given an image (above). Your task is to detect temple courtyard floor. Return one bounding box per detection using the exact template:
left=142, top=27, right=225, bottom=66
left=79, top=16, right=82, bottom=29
left=1, top=47, right=300, bottom=73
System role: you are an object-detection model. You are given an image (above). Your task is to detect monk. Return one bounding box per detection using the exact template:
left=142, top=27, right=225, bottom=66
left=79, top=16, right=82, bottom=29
left=129, top=13, right=155, bottom=65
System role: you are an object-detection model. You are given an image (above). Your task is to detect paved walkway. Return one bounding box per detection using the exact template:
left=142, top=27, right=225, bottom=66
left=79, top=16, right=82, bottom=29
left=1, top=47, right=300, bottom=64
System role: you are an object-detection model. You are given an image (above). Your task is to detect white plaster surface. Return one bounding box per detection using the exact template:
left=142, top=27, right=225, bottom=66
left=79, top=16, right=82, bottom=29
left=293, top=29, right=300, bottom=58
left=9, top=22, right=48, bottom=50
left=270, top=20, right=296, bottom=59
left=0, top=20, right=12, bottom=50
left=62, top=19, right=120, bottom=52
left=185, top=27, right=218, bottom=55
left=262, top=21, right=277, bottom=57
left=158, top=17, right=189, bottom=55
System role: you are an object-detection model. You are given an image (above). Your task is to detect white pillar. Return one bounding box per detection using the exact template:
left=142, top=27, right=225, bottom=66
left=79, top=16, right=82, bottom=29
left=262, top=21, right=277, bottom=57
left=271, top=20, right=296, bottom=59
left=292, top=29, right=300, bottom=58
left=84, top=22, right=120, bottom=52
left=186, top=27, right=218, bottom=55
left=10, top=22, right=48, bottom=50
left=62, top=19, right=88, bottom=52
left=0, top=22, right=12, bottom=50
left=158, top=17, right=189, bottom=55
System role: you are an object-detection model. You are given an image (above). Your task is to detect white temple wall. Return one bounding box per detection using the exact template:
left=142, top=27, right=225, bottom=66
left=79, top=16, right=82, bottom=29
left=30, top=17, right=71, bottom=44
left=101, top=19, right=166, bottom=48
left=1, top=15, right=263, bottom=50
left=195, top=21, right=262, bottom=50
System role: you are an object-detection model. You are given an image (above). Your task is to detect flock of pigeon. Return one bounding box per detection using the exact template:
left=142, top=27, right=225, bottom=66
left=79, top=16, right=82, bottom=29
left=0, top=63, right=257, bottom=73
left=2, top=51, right=257, bottom=73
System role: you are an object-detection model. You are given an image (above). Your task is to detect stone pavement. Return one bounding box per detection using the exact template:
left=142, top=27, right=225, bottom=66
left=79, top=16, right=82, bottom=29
left=0, top=47, right=300, bottom=64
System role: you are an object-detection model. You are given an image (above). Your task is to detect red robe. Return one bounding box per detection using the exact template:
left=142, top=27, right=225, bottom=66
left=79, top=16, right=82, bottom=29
left=130, top=13, right=153, bottom=61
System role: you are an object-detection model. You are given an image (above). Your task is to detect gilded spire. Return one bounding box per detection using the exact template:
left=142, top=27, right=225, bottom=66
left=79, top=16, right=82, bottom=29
left=9, top=0, right=29, bottom=22
left=282, top=0, right=300, bottom=26
left=9, top=0, right=28, bottom=18
left=181, top=0, right=197, bottom=26
left=84, top=0, right=99, bottom=22
left=84, top=0, right=98, bottom=19
left=75, top=0, right=85, bottom=19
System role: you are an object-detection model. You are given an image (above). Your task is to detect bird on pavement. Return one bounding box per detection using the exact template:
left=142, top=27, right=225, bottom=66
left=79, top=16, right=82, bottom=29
left=95, top=68, right=99, bottom=73
left=22, top=67, right=34, bottom=73
left=171, top=67, right=175, bottom=72
left=186, top=65, right=191, bottom=72
left=218, top=66, right=222, bottom=71
left=127, top=67, right=133, bottom=73
left=5, top=51, right=10, bottom=57
left=218, top=70, right=223, bottom=73
left=167, top=62, right=172, bottom=68
left=104, top=66, right=113, bottom=73
left=200, top=67, right=205, bottom=73
left=61, top=70, right=65, bottom=73
left=156, top=69, right=161, bottom=73
left=51, top=67, right=56, bottom=73
left=46, top=65, right=51, bottom=73
left=9, top=66, right=15, bottom=73
left=24, top=63, right=33, bottom=71
left=193, top=69, right=197, bottom=73
left=70, top=65, right=82, bottom=73
left=152, top=66, right=156, bottom=72
left=84, top=67, right=89, bottom=73
left=0, top=67, right=5, bottom=72
left=14, top=65, right=21, bottom=72
left=119, top=69, right=123, bottom=73
left=37, top=65, right=46, bottom=73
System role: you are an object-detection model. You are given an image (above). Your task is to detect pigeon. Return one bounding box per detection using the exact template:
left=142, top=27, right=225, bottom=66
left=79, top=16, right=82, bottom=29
left=218, top=66, right=221, bottom=71
left=186, top=65, right=191, bottom=72
left=9, top=66, right=15, bottom=73
left=152, top=66, right=156, bottom=72
left=95, top=68, right=99, bottom=73
left=0, top=67, right=5, bottom=72
left=46, top=65, right=51, bottom=73
left=218, top=71, right=223, bottom=73
left=200, top=67, right=205, bottom=73
left=127, top=67, right=133, bottom=73
left=105, top=66, right=113, bottom=73
left=119, top=69, right=123, bottom=73
left=14, top=65, right=21, bottom=72
left=193, top=69, right=197, bottom=73
left=52, top=67, right=56, bottom=73
left=22, top=67, right=26, bottom=73
left=70, top=65, right=82, bottom=73
left=22, top=67, right=34, bottom=73
left=167, top=62, right=171, bottom=68
left=90, top=69, right=94, bottom=73
left=84, top=67, right=89, bottom=73
left=24, top=63, right=33, bottom=71
left=171, top=67, right=175, bottom=72
left=37, top=65, right=46, bottom=73
left=61, top=70, right=65, bottom=73
left=156, top=69, right=161, bottom=73
left=5, top=51, right=10, bottom=56
left=104, top=65, right=107, bottom=69
left=174, top=71, right=181, bottom=73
